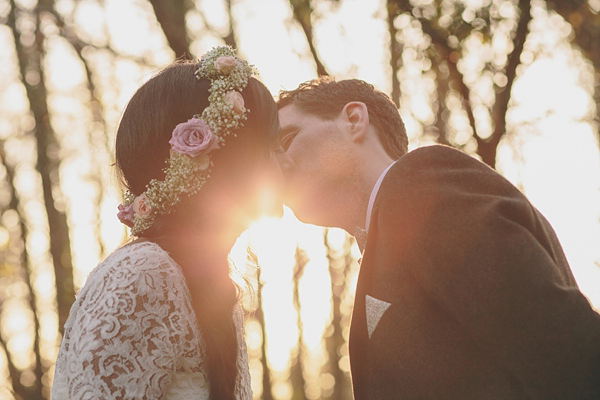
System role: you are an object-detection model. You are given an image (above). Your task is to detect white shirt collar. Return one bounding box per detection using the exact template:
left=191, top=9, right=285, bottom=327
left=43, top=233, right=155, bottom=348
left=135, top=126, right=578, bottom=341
left=365, top=161, right=395, bottom=232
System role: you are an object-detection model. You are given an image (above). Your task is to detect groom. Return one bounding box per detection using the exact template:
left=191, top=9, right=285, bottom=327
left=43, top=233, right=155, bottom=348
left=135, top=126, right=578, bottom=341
left=276, top=77, right=600, bottom=399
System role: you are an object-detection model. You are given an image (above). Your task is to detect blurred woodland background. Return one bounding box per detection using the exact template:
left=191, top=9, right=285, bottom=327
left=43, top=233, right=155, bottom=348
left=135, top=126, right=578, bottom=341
left=0, top=0, right=599, bottom=398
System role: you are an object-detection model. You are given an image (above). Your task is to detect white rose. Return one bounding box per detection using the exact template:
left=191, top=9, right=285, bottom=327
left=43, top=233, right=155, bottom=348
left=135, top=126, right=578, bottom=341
left=224, top=91, right=246, bottom=114
left=214, top=56, right=238, bottom=74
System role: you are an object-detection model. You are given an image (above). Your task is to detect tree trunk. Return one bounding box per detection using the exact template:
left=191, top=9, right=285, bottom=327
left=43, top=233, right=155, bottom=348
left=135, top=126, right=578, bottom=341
left=8, top=0, right=76, bottom=338
left=0, top=144, right=45, bottom=398
left=290, top=247, right=308, bottom=400
left=324, top=230, right=349, bottom=400
left=255, top=264, right=274, bottom=400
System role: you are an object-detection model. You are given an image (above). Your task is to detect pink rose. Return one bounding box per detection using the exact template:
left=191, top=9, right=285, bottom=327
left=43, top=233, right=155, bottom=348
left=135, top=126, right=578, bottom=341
left=133, top=194, right=152, bottom=219
left=117, top=203, right=135, bottom=227
left=225, top=91, right=246, bottom=114
left=169, top=118, right=219, bottom=158
left=214, top=56, right=238, bottom=74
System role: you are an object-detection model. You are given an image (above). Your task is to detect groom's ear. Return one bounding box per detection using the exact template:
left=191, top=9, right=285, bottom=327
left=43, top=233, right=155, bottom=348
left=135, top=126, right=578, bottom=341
left=341, top=102, right=369, bottom=143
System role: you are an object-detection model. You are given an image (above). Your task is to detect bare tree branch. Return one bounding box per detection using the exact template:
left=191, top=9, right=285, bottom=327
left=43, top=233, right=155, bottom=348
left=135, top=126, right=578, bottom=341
left=482, top=0, right=532, bottom=166
left=49, top=8, right=159, bottom=67
left=147, top=0, right=191, bottom=57
left=46, top=7, right=114, bottom=258
left=546, top=0, right=600, bottom=142
left=391, top=0, right=479, bottom=138
left=193, top=0, right=238, bottom=48
left=289, top=0, right=329, bottom=76
left=223, top=0, right=236, bottom=48
left=387, top=0, right=402, bottom=107
left=546, top=0, right=600, bottom=69
left=417, top=17, right=480, bottom=142
left=431, top=59, right=452, bottom=146
left=391, top=0, right=531, bottom=168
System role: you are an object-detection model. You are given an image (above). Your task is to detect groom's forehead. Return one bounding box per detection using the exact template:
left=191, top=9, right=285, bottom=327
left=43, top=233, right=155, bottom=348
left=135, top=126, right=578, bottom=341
left=278, top=105, right=302, bottom=133
left=279, top=104, right=302, bottom=121
left=279, top=104, right=323, bottom=128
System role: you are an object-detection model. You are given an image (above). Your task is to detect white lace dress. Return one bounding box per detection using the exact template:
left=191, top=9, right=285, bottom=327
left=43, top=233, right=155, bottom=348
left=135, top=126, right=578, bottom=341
left=52, top=241, right=252, bottom=399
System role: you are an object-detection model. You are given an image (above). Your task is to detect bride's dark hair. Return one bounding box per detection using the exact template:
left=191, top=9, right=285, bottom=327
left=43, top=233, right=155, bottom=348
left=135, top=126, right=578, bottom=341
left=115, top=59, right=279, bottom=399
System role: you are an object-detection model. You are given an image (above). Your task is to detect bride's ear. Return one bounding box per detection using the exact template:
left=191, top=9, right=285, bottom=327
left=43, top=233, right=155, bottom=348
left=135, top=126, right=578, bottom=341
left=342, top=102, right=369, bottom=143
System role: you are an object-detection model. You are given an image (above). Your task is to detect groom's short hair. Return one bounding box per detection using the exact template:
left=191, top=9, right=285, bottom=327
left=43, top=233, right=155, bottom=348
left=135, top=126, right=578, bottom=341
left=277, top=77, right=408, bottom=159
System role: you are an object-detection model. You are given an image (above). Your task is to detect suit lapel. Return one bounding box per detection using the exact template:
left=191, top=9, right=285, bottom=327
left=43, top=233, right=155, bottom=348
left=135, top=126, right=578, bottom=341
left=349, top=203, right=380, bottom=400
left=349, top=161, right=400, bottom=399
left=349, top=261, right=370, bottom=399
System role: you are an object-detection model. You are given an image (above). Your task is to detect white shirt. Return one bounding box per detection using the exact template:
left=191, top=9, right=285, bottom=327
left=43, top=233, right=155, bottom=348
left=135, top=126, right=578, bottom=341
left=365, top=162, right=396, bottom=232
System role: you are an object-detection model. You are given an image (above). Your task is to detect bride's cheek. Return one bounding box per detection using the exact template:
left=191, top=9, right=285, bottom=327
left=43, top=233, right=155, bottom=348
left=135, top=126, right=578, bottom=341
left=256, top=162, right=284, bottom=217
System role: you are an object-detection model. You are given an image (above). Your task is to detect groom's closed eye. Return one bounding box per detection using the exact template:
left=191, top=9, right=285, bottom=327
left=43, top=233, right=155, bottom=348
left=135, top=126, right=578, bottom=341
left=279, top=126, right=299, bottom=151
left=280, top=132, right=297, bottom=151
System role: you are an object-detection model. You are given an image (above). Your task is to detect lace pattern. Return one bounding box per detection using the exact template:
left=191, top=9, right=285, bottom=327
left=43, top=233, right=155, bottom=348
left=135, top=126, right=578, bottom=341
left=52, top=241, right=252, bottom=399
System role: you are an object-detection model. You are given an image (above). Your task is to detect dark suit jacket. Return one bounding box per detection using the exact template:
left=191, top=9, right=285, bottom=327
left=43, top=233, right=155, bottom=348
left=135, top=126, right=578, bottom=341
left=349, top=145, right=600, bottom=400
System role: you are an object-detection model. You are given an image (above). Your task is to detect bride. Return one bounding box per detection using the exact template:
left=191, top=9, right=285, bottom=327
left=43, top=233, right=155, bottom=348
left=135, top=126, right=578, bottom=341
left=52, top=47, right=282, bottom=399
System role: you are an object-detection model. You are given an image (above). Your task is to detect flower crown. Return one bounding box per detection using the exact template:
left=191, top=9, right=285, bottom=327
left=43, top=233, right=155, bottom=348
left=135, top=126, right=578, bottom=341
left=117, top=46, right=255, bottom=235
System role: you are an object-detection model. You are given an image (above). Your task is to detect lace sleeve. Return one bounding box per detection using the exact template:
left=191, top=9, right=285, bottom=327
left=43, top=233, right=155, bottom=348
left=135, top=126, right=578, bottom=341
left=52, top=242, right=208, bottom=399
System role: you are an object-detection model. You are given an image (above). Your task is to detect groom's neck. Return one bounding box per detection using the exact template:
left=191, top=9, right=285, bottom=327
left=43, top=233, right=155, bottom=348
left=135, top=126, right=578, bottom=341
left=337, top=158, right=394, bottom=234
